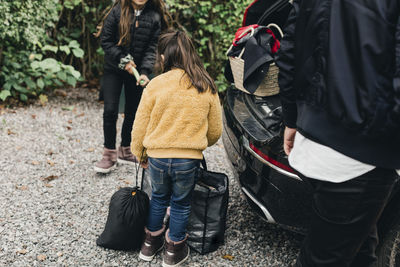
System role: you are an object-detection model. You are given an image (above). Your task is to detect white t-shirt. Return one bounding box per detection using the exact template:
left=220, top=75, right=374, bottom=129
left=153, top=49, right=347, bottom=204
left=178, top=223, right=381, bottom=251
left=289, top=132, right=400, bottom=183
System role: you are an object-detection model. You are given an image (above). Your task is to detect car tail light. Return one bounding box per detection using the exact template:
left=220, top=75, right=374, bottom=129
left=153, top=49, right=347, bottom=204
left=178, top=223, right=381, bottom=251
left=249, top=142, right=296, bottom=174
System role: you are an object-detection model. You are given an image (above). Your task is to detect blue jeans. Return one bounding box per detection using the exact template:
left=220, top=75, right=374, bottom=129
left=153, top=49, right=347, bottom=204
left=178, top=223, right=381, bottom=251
left=146, top=158, right=200, bottom=242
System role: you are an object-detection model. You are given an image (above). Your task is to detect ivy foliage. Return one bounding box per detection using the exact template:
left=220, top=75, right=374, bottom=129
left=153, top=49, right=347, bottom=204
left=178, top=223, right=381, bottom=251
left=0, top=0, right=85, bottom=102
left=0, top=0, right=252, bottom=102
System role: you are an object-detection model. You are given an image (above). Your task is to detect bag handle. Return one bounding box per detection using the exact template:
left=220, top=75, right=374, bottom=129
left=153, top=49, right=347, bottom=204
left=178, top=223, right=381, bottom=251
left=266, top=23, right=284, bottom=39
left=201, top=155, right=207, bottom=171
left=135, top=148, right=146, bottom=188
left=226, top=27, right=255, bottom=56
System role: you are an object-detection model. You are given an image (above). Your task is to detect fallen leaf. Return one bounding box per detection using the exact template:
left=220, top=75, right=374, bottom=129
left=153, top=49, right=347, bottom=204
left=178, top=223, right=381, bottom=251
left=67, top=119, right=72, bottom=124
left=86, top=147, right=95, bottom=152
left=124, top=180, right=131, bottom=185
left=32, top=161, right=40, bottom=165
left=31, top=114, right=36, bottom=119
left=222, top=254, right=234, bottom=261
left=37, top=254, right=46, bottom=261
left=39, top=94, right=48, bottom=106
left=66, top=126, right=72, bottom=130
left=47, top=160, right=55, bottom=166
left=41, top=175, right=58, bottom=182
left=16, top=185, right=28, bottom=191
left=54, top=89, right=67, bottom=97
left=17, top=249, right=27, bottom=255
left=69, top=160, right=75, bottom=164
left=76, top=139, right=80, bottom=143
left=57, top=252, right=63, bottom=257
left=7, top=129, right=16, bottom=135
left=75, top=113, right=85, bottom=118
left=44, top=184, right=53, bottom=188
left=61, top=106, right=74, bottom=111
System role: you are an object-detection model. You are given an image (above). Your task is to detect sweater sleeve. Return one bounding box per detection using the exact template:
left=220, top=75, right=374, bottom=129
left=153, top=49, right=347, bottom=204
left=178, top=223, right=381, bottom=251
left=207, top=93, right=223, bottom=147
left=100, top=7, right=127, bottom=63
left=140, top=13, right=161, bottom=76
left=276, top=0, right=299, bottom=129
left=131, top=86, right=154, bottom=162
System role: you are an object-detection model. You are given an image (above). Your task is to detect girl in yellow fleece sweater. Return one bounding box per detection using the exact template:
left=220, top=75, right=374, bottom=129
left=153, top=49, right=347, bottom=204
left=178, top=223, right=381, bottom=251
left=131, top=30, right=222, bottom=267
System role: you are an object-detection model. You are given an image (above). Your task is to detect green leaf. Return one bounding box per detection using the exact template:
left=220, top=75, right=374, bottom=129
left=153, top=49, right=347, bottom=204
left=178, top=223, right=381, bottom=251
left=70, top=69, right=81, bottom=79
left=58, top=71, right=67, bottom=81
left=67, top=76, right=77, bottom=87
left=37, top=78, right=45, bottom=89
left=68, top=40, right=80, bottom=49
left=20, top=94, right=28, bottom=102
left=54, top=79, right=63, bottom=86
left=3, top=83, right=12, bottom=91
left=38, top=58, right=61, bottom=72
left=0, top=90, right=11, bottom=101
left=72, top=48, right=84, bottom=58
left=11, top=62, right=21, bottom=69
left=25, top=78, right=36, bottom=89
left=30, top=61, right=40, bottom=70
left=42, top=45, right=58, bottom=53
left=59, top=45, right=70, bottom=55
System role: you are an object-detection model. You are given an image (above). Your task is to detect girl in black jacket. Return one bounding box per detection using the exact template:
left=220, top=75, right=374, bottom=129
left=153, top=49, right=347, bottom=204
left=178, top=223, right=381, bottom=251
left=94, top=0, right=169, bottom=173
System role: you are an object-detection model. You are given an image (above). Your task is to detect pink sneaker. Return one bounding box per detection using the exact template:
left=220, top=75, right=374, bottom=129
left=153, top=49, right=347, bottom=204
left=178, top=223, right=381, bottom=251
left=94, top=148, right=117, bottom=173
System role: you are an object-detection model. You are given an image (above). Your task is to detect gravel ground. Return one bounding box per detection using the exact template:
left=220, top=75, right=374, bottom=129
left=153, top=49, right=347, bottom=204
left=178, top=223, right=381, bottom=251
left=0, top=88, right=301, bottom=266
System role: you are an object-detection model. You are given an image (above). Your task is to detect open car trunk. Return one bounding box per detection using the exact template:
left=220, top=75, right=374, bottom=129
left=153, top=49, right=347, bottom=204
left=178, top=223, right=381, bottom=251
left=226, top=0, right=293, bottom=171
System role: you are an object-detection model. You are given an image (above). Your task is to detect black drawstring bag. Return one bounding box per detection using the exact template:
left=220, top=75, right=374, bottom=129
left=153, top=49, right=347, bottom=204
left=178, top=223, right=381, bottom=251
left=96, top=161, right=149, bottom=251
left=141, top=157, right=229, bottom=254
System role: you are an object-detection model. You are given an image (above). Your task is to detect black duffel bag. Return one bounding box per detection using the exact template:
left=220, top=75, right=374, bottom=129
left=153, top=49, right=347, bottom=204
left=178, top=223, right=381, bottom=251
left=141, top=158, right=229, bottom=254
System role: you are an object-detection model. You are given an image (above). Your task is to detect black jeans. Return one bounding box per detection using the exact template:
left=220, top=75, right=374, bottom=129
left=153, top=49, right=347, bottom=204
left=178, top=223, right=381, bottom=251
left=101, top=70, right=143, bottom=149
left=296, top=168, right=399, bottom=267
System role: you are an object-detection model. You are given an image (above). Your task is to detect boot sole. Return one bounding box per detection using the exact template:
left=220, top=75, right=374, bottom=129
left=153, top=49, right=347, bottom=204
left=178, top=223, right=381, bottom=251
left=162, top=247, right=190, bottom=267
left=117, top=158, right=137, bottom=165
left=138, top=244, right=164, bottom=262
left=94, top=164, right=117, bottom=174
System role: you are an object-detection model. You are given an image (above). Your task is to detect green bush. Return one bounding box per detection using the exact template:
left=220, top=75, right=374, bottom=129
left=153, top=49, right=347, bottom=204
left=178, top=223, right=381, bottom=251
left=0, top=0, right=84, bottom=102
left=0, top=0, right=252, bottom=102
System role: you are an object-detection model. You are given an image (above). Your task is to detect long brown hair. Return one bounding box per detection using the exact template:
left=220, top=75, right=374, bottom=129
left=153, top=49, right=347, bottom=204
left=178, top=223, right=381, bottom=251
left=156, top=30, right=217, bottom=94
left=95, top=0, right=171, bottom=47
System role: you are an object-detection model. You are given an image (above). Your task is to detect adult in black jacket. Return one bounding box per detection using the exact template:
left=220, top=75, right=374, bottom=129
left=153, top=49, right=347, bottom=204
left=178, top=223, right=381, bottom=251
left=94, top=0, right=169, bottom=173
left=277, top=0, right=400, bottom=266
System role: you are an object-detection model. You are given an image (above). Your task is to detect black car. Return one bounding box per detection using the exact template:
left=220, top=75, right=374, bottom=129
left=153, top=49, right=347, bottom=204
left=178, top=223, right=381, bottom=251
left=222, top=1, right=400, bottom=266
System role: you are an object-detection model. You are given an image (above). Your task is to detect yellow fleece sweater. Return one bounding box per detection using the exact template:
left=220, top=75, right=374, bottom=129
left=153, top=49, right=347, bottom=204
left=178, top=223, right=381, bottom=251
left=131, top=68, right=223, bottom=161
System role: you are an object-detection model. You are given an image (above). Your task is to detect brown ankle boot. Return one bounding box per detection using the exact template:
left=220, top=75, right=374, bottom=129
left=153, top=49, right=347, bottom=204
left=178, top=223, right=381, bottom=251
left=94, top=148, right=117, bottom=173
left=117, top=146, right=138, bottom=165
left=162, top=230, right=189, bottom=267
left=139, top=226, right=165, bottom=262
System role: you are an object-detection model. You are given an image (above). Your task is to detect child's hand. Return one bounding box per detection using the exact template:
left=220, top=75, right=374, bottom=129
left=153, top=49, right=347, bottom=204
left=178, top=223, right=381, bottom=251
left=125, top=60, right=137, bottom=74
left=140, top=160, right=148, bottom=169
left=137, top=74, right=150, bottom=87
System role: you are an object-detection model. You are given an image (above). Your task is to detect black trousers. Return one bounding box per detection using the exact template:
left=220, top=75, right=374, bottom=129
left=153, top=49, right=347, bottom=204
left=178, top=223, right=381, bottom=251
left=296, top=168, right=399, bottom=267
left=101, top=70, right=143, bottom=149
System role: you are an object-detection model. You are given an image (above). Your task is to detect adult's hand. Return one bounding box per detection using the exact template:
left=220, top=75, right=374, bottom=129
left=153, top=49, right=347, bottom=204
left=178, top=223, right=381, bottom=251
left=124, top=60, right=137, bottom=75
left=283, top=127, right=297, bottom=156
left=137, top=74, right=150, bottom=87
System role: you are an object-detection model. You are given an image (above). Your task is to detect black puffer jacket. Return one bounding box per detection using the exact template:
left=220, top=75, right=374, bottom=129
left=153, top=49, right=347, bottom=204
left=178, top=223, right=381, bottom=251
left=101, top=3, right=161, bottom=76
left=277, top=0, right=400, bottom=169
